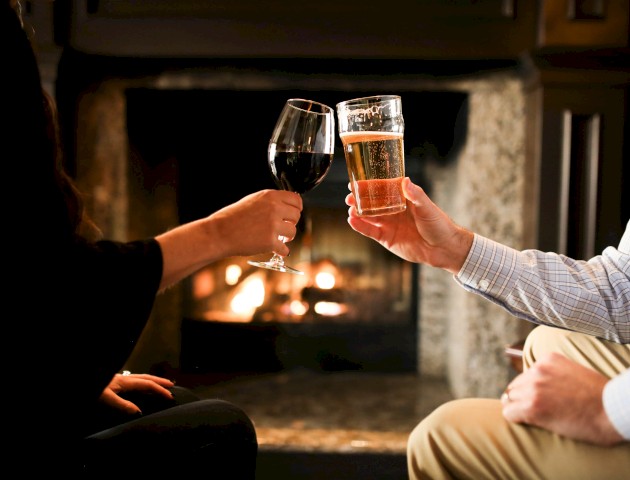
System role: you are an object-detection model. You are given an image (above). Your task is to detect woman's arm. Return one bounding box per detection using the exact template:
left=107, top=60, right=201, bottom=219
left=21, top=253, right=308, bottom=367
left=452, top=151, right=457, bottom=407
left=156, top=189, right=302, bottom=290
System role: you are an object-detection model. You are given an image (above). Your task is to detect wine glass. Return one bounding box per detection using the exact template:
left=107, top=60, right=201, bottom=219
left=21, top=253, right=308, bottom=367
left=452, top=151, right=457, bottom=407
left=248, top=98, right=335, bottom=275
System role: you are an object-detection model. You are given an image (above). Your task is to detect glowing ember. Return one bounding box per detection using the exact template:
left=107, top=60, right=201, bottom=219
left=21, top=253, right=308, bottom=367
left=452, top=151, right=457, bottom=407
left=314, top=301, right=347, bottom=316
left=289, top=300, right=309, bottom=316
left=193, top=269, right=215, bottom=298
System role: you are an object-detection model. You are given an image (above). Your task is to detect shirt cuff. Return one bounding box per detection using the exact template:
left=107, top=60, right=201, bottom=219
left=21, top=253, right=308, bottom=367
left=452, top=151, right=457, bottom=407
left=603, top=369, right=630, bottom=440
left=455, top=234, right=519, bottom=299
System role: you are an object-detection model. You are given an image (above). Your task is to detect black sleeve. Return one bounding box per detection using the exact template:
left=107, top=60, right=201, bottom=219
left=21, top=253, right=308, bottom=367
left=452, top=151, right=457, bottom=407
left=56, top=237, right=164, bottom=403
left=12, top=234, right=164, bottom=446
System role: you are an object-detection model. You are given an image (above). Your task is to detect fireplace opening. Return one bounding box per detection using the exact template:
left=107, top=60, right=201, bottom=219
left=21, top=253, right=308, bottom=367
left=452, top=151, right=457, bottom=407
left=125, top=88, right=468, bottom=375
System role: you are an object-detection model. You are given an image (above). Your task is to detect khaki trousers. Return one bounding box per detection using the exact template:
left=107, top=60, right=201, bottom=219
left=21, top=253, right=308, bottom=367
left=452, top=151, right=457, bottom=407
left=407, top=325, right=630, bottom=479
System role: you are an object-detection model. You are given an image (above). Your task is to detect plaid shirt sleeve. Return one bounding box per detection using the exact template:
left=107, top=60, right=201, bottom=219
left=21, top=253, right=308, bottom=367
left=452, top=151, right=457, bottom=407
left=455, top=221, right=630, bottom=343
left=456, top=220, right=630, bottom=440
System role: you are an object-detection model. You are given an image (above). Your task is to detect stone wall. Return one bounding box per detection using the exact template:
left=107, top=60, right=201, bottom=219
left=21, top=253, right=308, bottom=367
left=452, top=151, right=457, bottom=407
left=419, top=72, right=534, bottom=397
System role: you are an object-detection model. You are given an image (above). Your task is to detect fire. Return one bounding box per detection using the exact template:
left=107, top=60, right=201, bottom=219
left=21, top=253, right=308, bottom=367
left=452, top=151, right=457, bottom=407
left=191, top=257, right=350, bottom=323
left=314, top=301, right=347, bottom=316
left=289, top=300, right=309, bottom=316
left=193, top=269, right=215, bottom=297
left=315, top=271, right=335, bottom=289
left=229, top=274, right=265, bottom=317
left=225, top=264, right=242, bottom=285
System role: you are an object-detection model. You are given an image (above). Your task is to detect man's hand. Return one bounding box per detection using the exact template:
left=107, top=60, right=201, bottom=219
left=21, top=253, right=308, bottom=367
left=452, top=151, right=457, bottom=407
left=346, top=177, right=473, bottom=274
left=99, top=373, right=175, bottom=415
left=501, top=353, right=624, bottom=446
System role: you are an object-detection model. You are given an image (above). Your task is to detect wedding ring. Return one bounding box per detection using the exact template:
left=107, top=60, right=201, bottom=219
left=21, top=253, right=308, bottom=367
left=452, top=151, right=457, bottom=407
left=122, top=370, right=131, bottom=376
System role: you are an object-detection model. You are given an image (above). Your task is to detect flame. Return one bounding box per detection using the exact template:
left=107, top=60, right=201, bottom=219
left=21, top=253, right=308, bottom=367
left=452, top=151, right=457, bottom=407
left=193, top=258, right=349, bottom=323
left=225, top=264, right=242, bottom=285
left=315, top=271, right=335, bottom=289
left=229, top=275, right=265, bottom=317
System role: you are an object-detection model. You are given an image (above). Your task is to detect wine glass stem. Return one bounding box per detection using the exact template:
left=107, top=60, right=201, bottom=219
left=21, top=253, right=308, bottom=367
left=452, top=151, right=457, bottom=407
left=269, top=253, right=285, bottom=267
left=271, top=235, right=289, bottom=266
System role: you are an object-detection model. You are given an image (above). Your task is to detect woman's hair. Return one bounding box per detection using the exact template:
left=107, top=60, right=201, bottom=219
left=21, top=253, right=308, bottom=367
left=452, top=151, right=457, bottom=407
left=43, top=88, right=100, bottom=238
left=8, top=0, right=100, bottom=239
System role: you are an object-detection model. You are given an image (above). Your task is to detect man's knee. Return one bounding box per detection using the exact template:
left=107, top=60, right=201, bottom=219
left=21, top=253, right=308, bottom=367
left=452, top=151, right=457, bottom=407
left=522, top=325, right=567, bottom=367
left=408, top=399, right=507, bottom=479
left=407, top=401, right=460, bottom=478
left=523, top=325, right=630, bottom=375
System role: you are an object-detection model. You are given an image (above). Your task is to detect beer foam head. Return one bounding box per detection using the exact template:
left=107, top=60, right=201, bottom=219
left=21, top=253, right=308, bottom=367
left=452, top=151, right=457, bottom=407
left=336, top=95, right=404, bottom=134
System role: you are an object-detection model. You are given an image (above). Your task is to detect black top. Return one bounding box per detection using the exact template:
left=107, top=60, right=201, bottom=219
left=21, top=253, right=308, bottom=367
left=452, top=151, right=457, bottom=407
left=3, top=2, right=163, bottom=470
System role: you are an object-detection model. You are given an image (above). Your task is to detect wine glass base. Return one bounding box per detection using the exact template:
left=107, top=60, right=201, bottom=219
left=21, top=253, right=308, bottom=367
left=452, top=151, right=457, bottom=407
left=247, top=260, right=305, bottom=275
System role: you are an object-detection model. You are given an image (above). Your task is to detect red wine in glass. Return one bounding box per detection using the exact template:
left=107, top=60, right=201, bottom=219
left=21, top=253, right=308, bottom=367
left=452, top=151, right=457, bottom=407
left=248, top=98, right=335, bottom=275
left=269, top=150, right=333, bottom=194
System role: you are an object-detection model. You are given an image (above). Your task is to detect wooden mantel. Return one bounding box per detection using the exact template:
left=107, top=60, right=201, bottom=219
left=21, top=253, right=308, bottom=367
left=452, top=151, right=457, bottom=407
left=29, top=2, right=629, bottom=59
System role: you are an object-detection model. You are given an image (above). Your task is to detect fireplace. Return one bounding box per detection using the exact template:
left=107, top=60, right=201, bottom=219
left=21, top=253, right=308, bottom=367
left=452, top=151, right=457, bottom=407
left=120, top=87, right=468, bottom=374
left=42, top=0, right=628, bottom=399
left=55, top=51, right=535, bottom=396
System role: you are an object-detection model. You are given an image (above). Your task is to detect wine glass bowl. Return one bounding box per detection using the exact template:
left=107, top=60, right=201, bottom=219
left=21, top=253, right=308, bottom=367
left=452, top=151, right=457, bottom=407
left=248, top=98, right=335, bottom=275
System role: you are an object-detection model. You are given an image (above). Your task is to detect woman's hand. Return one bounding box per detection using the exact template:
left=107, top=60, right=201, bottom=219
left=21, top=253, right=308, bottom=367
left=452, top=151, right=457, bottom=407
left=206, top=189, right=303, bottom=258
left=99, top=373, right=174, bottom=415
left=157, top=189, right=303, bottom=290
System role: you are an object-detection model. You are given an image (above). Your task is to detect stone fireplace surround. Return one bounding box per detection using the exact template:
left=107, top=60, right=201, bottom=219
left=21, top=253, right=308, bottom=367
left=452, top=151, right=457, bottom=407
left=61, top=59, right=532, bottom=399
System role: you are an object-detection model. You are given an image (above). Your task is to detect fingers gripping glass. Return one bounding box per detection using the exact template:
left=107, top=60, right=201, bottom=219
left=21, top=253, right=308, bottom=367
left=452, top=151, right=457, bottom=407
left=248, top=98, right=335, bottom=275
